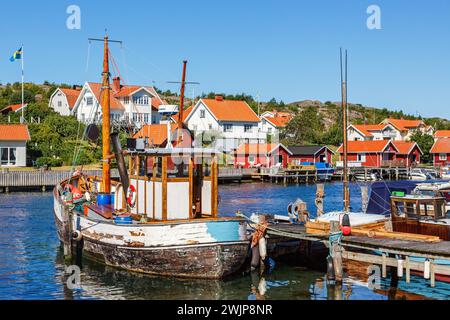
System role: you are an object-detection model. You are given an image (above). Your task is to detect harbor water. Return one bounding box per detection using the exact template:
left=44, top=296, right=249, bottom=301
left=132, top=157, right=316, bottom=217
left=1, top=182, right=449, bottom=300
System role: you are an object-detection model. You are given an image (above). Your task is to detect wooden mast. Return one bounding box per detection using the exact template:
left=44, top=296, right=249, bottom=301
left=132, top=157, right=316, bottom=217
left=101, top=36, right=111, bottom=194
left=341, top=48, right=350, bottom=212
left=177, top=60, right=188, bottom=145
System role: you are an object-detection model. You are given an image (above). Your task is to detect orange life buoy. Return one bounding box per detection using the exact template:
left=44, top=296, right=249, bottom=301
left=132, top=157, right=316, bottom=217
left=127, top=185, right=137, bottom=208
left=65, top=184, right=83, bottom=201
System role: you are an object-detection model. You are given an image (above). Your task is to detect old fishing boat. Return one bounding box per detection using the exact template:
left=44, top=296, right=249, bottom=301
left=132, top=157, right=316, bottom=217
left=53, top=36, right=250, bottom=279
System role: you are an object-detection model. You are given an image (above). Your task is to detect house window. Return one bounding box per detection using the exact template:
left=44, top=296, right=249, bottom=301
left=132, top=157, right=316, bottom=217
left=440, top=154, right=447, bottom=161
left=244, top=125, right=253, bottom=133
left=200, top=110, right=206, bottom=119
left=133, top=96, right=149, bottom=105
left=357, top=153, right=366, bottom=162
left=209, top=124, right=213, bottom=130
left=248, top=156, right=255, bottom=163
left=86, top=97, right=93, bottom=106
left=57, top=101, right=62, bottom=107
left=224, top=124, right=233, bottom=132
left=0, top=148, right=17, bottom=166
left=123, top=97, right=130, bottom=104
left=144, top=114, right=149, bottom=123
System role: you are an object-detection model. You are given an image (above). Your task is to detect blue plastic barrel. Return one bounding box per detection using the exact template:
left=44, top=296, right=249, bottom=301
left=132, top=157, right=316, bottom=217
left=97, top=193, right=113, bottom=206
left=114, top=215, right=133, bottom=225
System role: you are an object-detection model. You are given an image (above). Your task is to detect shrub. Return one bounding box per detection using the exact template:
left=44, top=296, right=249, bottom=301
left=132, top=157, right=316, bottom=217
left=36, top=157, right=63, bottom=168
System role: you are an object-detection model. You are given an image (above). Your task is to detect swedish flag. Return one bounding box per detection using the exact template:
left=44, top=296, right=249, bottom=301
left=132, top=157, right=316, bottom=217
left=10, top=47, right=22, bottom=62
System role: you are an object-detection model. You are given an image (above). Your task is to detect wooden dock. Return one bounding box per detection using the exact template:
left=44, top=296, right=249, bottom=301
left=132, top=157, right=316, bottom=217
left=0, top=169, right=119, bottom=192
left=264, top=223, right=450, bottom=287
left=0, top=168, right=257, bottom=191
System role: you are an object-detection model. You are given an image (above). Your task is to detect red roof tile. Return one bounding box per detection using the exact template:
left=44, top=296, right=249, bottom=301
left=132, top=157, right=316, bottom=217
left=88, top=83, right=124, bottom=111
left=383, top=118, right=424, bottom=131
left=391, top=141, right=420, bottom=155
left=0, top=124, right=30, bottom=141
left=60, top=88, right=81, bottom=110
left=133, top=124, right=178, bottom=146
left=0, top=104, right=27, bottom=114
left=264, top=115, right=292, bottom=128
left=337, top=140, right=391, bottom=153
left=171, top=106, right=194, bottom=123
left=435, top=130, right=450, bottom=139
left=352, top=124, right=387, bottom=137
left=201, top=98, right=260, bottom=123
left=235, top=143, right=280, bottom=155
left=431, top=138, right=450, bottom=154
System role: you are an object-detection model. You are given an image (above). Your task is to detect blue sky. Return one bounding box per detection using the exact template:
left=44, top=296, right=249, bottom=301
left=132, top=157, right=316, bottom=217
left=1, top=0, right=450, bottom=118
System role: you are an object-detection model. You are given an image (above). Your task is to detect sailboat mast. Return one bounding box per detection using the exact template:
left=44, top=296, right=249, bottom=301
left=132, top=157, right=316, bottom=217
left=341, top=48, right=350, bottom=212
left=177, top=60, right=188, bottom=144
left=101, top=36, right=111, bottom=194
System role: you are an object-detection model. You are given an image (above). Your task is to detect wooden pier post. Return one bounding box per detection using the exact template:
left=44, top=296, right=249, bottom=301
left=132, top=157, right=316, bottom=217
left=382, top=252, right=387, bottom=278
left=430, top=259, right=435, bottom=288
left=330, top=221, right=343, bottom=283
left=361, top=185, right=369, bottom=213
left=405, top=256, right=410, bottom=283
left=316, top=184, right=325, bottom=217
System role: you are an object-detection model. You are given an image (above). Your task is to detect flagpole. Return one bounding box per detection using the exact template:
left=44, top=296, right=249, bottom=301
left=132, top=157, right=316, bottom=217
left=21, top=45, right=24, bottom=124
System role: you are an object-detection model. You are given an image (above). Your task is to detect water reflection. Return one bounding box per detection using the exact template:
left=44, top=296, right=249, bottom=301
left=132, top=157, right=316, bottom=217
left=1, top=187, right=448, bottom=300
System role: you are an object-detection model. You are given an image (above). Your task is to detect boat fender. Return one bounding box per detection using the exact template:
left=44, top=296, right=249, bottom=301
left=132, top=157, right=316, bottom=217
left=251, top=245, right=260, bottom=269
left=424, top=259, right=431, bottom=279
left=397, top=258, right=404, bottom=277
left=259, top=237, right=267, bottom=261
left=341, top=213, right=351, bottom=236
left=127, top=185, right=137, bottom=208
left=72, top=230, right=83, bottom=242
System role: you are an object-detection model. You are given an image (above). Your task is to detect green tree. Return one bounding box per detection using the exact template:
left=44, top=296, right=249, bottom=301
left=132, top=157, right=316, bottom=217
left=282, top=106, right=324, bottom=145
left=410, top=131, right=435, bottom=164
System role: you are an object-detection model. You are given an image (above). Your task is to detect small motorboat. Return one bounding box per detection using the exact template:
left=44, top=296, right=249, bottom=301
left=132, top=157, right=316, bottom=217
left=410, top=168, right=433, bottom=181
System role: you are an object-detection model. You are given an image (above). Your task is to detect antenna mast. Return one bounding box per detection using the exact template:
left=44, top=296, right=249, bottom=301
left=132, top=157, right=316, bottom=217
left=88, top=35, right=123, bottom=194
left=177, top=61, right=188, bottom=144
left=341, top=48, right=350, bottom=212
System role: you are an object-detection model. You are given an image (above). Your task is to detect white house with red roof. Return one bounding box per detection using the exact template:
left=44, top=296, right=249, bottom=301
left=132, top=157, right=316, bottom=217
left=71, top=77, right=166, bottom=125
left=260, top=110, right=293, bottom=137
left=48, top=87, right=81, bottom=116
left=0, top=124, right=30, bottom=167
left=184, top=96, right=266, bottom=152
left=347, top=124, right=401, bottom=141
left=380, top=118, right=434, bottom=141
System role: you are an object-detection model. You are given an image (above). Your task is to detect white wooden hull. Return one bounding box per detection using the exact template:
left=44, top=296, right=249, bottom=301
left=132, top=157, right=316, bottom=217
left=53, top=189, right=250, bottom=279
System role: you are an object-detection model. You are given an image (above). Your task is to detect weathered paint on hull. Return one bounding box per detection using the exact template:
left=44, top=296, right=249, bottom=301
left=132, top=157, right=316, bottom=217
left=84, top=238, right=249, bottom=279
left=53, top=191, right=250, bottom=279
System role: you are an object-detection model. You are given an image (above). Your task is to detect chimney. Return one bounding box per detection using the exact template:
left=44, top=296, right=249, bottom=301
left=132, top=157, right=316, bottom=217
left=215, top=95, right=224, bottom=102
left=113, top=77, right=121, bottom=93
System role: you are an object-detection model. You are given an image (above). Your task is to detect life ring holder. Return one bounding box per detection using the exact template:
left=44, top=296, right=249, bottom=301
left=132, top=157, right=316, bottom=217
left=127, top=185, right=137, bottom=208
